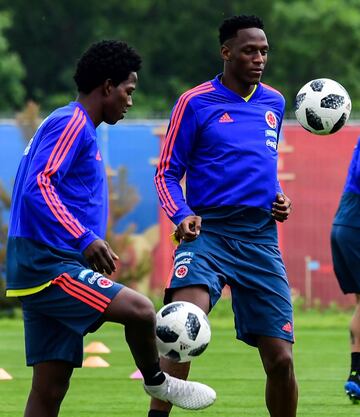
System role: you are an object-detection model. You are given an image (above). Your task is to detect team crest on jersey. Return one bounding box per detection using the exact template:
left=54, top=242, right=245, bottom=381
left=265, top=111, right=277, bottom=129
left=97, top=277, right=114, bottom=288
left=175, top=265, right=188, bottom=279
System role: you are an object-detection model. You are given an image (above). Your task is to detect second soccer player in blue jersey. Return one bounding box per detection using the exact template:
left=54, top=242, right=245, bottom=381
left=332, top=136, right=360, bottom=403
left=150, top=15, right=298, bottom=417
left=6, top=40, right=216, bottom=417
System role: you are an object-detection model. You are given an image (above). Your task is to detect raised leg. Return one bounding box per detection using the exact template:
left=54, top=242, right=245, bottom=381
left=148, top=285, right=210, bottom=415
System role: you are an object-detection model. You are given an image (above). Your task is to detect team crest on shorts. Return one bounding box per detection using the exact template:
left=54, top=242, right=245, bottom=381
left=97, top=277, right=114, bottom=288
left=265, top=111, right=277, bottom=129
left=175, top=265, right=188, bottom=279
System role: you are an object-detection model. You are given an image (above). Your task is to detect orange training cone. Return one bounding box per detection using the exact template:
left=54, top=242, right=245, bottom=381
left=0, top=368, right=13, bottom=380
left=84, top=341, right=111, bottom=353
left=82, top=356, right=110, bottom=368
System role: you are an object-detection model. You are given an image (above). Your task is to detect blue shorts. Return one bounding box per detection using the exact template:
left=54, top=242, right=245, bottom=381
left=165, top=231, right=294, bottom=347
left=19, top=269, right=123, bottom=367
left=331, top=224, right=360, bottom=293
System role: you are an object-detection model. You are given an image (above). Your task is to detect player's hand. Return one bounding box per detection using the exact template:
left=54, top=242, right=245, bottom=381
left=272, top=193, right=292, bottom=223
left=175, top=215, right=202, bottom=242
left=83, top=239, right=119, bottom=275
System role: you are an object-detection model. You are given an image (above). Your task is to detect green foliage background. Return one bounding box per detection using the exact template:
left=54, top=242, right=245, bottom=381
left=0, top=0, right=360, bottom=116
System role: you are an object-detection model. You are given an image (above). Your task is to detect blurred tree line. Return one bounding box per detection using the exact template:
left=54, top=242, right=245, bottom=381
left=0, top=0, right=360, bottom=117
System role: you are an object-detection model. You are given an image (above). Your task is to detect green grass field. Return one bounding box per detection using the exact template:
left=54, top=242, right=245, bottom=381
left=0, top=299, right=358, bottom=416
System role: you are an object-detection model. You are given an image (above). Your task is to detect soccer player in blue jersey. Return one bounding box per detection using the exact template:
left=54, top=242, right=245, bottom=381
left=331, top=136, right=360, bottom=403
left=150, top=15, right=298, bottom=417
left=6, top=40, right=216, bottom=417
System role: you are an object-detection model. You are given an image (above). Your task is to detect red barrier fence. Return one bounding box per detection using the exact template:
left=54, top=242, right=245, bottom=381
left=281, top=123, right=359, bottom=307
left=151, top=123, right=360, bottom=307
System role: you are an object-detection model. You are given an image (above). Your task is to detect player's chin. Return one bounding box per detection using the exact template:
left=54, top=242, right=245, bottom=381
left=112, top=113, right=125, bottom=124
left=247, top=73, right=262, bottom=84
left=250, top=76, right=262, bottom=84
left=105, top=115, right=123, bottom=125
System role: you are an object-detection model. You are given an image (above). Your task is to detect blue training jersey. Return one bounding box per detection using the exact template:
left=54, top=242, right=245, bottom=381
left=7, top=102, right=108, bottom=288
left=333, top=136, right=360, bottom=228
left=155, top=74, right=285, bottom=227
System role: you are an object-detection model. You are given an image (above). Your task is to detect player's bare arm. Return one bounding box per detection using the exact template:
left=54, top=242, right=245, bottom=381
left=175, top=215, right=202, bottom=242
left=83, top=239, right=119, bottom=274
left=271, top=192, right=292, bottom=222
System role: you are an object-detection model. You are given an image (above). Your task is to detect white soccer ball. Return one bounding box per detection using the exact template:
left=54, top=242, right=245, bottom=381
left=294, top=78, right=351, bottom=135
left=156, top=301, right=211, bottom=363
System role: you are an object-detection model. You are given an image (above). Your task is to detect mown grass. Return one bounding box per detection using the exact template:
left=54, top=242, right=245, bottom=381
left=0, top=299, right=358, bottom=416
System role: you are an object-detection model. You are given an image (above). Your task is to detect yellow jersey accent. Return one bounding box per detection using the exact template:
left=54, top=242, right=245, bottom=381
left=6, top=280, right=52, bottom=297
left=244, top=84, right=258, bottom=102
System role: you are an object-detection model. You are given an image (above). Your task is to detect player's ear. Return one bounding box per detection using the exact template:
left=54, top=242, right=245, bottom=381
left=221, top=44, right=231, bottom=62
left=103, top=79, right=113, bottom=97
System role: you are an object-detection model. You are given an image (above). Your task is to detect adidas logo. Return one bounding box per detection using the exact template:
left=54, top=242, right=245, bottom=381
left=219, top=112, right=234, bottom=123
left=96, top=150, right=102, bottom=161
left=282, top=322, right=292, bottom=333
left=180, top=342, right=191, bottom=350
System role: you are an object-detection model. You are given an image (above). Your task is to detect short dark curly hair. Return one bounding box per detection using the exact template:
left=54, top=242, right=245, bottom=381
left=74, top=40, right=142, bottom=94
left=219, top=15, right=264, bottom=45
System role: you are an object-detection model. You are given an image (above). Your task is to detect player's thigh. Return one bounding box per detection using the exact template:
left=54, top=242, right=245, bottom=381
left=229, top=242, right=294, bottom=346
left=165, top=232, right=226, bottom=312
left=168, top=285, right=211, bottom=314
left=21, top=270, right=123, bottom=364
left=103, top=286, right=156, bottom=324
left=331, top=225, right=360, bottom=293
left=21, top=305, right=84, bottom=367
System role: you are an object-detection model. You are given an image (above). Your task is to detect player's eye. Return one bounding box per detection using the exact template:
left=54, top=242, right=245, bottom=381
left=243, top=48, right=255, bottom=54
left=243, top=47, right=268, bottom=56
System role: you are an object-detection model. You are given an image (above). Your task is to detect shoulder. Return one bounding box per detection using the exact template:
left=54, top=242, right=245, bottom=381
left=42, top=104, right=90, bottom=136
left=260, top=83, right=285, bottom=101
left=260, top=82, right=284, bottom=98
left=51, top=103, right=88, bottom=126
left=175, top=81, right=217, bottom=110
left=259, top=82, right=286, bottom=110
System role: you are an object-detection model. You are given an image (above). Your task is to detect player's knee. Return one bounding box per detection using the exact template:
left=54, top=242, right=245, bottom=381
left=32, top=379, right=70, bottom=406
left=263, top=351, right=294, bottom=378
left=127, top=294, right=156, bottom=327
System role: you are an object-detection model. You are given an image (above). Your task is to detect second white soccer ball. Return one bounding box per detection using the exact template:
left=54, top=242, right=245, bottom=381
left=156, top=301, right=211, bottom=363
left=294, top=78, right=351, bottom=135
